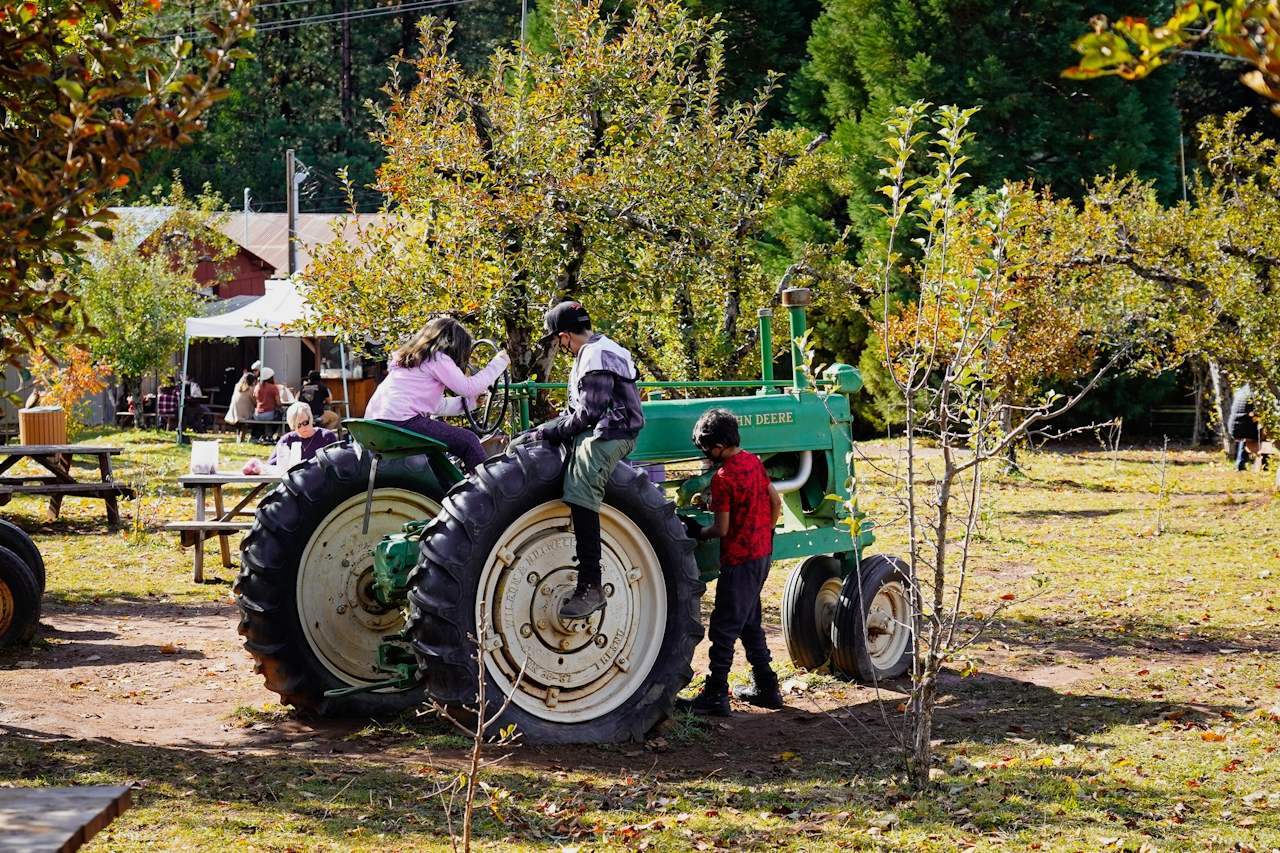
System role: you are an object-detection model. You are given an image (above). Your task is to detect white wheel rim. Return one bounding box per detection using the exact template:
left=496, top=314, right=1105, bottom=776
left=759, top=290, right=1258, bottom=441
left=815, top=576, right=842, bottom=649
left=479, top=501, right=667, bottom=724
left=297, top=489, right=440, bottom=685
left=864, top=580, right=912, bottom=670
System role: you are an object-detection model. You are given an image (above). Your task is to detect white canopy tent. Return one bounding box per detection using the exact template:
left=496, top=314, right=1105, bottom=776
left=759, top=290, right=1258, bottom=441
left=179, top=279, right=350, bottom=439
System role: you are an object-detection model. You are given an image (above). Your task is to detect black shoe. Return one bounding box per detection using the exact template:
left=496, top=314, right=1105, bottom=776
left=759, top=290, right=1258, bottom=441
left=674, top=682, right=730, bottom=717
left=733, top=670, right=785, bottom=710
left=559, top=583, right=607, bottom=620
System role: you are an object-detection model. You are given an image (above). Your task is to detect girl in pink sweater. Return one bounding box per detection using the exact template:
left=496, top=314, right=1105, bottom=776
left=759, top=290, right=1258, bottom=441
left=365, top=317, right=509, bottom=471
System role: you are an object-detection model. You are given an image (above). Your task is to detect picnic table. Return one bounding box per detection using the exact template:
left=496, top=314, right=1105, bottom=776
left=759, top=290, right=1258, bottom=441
left=0, top=785, right=131, bottom=853
left=0, top=445, right=134, bottom=526
left=166, top=470, right=284, bottom=582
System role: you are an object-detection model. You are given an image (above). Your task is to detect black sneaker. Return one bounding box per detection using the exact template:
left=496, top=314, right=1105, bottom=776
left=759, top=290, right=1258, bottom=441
left=674, top=685, right=730, bottom=717
left=559, top=583, right=607, bottom=620
left=733, top=678, right=785, bottom=710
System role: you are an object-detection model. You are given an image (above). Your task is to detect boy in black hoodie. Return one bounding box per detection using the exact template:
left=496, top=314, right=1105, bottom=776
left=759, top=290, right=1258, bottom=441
left=514, top=301, right=645, bottom=619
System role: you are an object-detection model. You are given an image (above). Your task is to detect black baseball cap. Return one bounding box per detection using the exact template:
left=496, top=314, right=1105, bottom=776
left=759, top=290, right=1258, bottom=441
left=538, top=301, right=591, bottom=346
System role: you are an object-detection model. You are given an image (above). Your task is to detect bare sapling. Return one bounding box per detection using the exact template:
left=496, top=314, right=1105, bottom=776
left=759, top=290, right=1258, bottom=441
left=1151, top=436, right=1177, bottom=536
left=425, top=601, right=527, bottom=853
left=863, top=102, right=1135, bottom=785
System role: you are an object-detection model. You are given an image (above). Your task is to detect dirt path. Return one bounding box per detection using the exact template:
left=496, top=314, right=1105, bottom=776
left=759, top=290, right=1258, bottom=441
left=0, top=600, right=367, bottom=750
left=0, top=599, right=1106, bottom=777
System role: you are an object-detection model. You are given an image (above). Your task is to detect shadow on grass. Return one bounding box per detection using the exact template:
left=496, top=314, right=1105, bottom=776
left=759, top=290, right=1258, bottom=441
left=2, top=671, right=1267, bottom=851
left=1004, top=507, right=1125, bottom=520
left=977, top=612, right=1280, bottom=660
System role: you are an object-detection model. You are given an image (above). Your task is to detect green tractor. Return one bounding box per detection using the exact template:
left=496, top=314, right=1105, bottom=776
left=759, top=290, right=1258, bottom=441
left=234, top=289, right=912, bottom=742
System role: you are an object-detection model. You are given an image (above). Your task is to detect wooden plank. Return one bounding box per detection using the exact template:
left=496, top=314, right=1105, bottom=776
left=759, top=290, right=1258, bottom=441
left=179, top=473, right=283, bottom=487
left=0, top=785, right=131, bottom=853
left=0, top=484, right=134, bottom=497
left=163, top=521, right=255, bottom=531
left=0, top=446, right=123, bottom=456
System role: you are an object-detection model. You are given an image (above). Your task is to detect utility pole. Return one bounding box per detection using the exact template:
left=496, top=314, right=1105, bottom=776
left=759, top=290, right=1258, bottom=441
left=341, top=0, right=352, bottom=127
left=243, top=187, right=251, bottom=248
left=286, top=149, right=297, bottom=276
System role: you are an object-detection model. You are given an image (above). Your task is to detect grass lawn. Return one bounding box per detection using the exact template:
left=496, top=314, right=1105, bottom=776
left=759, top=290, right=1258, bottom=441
left=1, top=428, right=1279, bottom=852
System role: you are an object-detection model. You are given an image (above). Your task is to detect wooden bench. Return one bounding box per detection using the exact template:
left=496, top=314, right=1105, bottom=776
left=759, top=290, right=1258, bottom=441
left=163, top=519, right=254, bottom=549
left=0, top=445, right=131, bottom=526
left=171, top=472, right=284, bottom=581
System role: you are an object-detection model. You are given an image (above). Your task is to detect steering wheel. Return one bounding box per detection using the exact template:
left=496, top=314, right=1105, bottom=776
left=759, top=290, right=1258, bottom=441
left=465, top=338, right=510, bottom=437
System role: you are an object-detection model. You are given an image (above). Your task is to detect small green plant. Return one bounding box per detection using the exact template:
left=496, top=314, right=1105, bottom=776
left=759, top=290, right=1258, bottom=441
left=225, top=702, right=291, bottom=728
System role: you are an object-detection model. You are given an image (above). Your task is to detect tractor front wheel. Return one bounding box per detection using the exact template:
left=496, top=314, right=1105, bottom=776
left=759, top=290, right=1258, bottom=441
left=407, top=444, right=703, bottom=743
left=830, top=554, right=914, bottom=682
left=236, top=444, right=446, bottom=715
left=781, top=555, right=842, bottom=671
left=0, top=520, right=44, bottom=594
left=0, top=545, right=41, bottom=645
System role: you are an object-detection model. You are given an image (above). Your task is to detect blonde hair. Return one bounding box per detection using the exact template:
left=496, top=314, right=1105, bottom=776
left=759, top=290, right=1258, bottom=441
left=286, top=402, right=313, bottom=431
left=395, top=316, right=474, bottom=370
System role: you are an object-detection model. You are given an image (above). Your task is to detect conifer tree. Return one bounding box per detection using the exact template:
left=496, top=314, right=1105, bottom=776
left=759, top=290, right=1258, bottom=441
left=790, top=0, right=1182, bottom=246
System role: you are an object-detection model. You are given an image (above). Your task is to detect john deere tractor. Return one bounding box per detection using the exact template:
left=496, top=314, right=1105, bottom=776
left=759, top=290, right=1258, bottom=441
left=234, top=289, right=912, bottom=743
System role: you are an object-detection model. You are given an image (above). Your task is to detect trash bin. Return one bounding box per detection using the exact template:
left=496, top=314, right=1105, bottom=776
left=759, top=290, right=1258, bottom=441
left=18, top=406, right=67, bottom=446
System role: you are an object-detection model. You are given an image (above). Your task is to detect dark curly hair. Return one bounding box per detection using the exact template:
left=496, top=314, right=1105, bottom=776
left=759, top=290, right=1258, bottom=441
left=692, top=407, right=740, bottom=450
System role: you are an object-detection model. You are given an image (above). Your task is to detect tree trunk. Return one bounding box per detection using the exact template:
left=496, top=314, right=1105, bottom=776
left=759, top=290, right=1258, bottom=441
left=1208, top=361, right=1233, bottom=455
left=401, top=3, right=415, bottom=55
left=911, top=650, right=940, bottom=783
left=1191, top=360, right=1206, bottom=445
left=999, top=398, right=1016, bottom=473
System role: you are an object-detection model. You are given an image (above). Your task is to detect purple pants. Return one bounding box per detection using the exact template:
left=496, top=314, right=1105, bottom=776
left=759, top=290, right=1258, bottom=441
left=383, top=415, right=487, bottom=472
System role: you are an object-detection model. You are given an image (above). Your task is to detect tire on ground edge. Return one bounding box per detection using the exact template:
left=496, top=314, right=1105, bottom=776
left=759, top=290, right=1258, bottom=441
left=235, top=442, right=447, bottom=715
left=830, top=554, right=914, bottom=682
left=781, top=554, right=842, bottom=671
left=406, top=443, right=703, bottom=743
left=0, top=545, right=41, bottom=644
left=0, top=520, right=44, bottom=594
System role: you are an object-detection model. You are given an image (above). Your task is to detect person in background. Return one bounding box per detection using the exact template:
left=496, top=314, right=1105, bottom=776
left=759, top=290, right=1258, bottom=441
left=222, top=365, right=240, bottom=395
left=224, top=371, right=257, bottom=440
left=364, top=316, right=509, bottom=473
left=1230, top=383, right=1262, bottom=471
left=267, top=402, right=338, bottom=466
left=182, top=373, right=210, bottom=433
left=676, top=407, right=783, bottom=717
left=300, top=369, right=340, bottom=430
left=253, top=367, right=284, bottom=441
left=156, top=381, right=181, bottom=430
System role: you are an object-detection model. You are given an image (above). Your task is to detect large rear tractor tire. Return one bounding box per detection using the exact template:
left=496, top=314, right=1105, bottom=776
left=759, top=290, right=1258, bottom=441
left=781, top=555, right=842, bottom=671
left=830, top=554, right=914, bottom=682
left=407, top=444, right=703, bottom=743
left=0, top=545, right=41, bottom=645
left=0, top=520, right=44, bottom=594
left=235, top=443, right=447, bottom=715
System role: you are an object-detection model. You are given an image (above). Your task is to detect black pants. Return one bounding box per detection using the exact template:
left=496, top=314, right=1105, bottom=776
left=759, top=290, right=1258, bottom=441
left=707, top=554, right=773, bottom=679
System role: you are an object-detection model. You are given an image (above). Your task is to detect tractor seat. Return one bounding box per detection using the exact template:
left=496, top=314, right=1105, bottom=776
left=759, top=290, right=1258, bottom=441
left=343, top=419, right=448, bottom=459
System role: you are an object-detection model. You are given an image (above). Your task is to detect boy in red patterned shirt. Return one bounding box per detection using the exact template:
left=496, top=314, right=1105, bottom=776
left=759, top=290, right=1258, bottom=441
left=676, top=408, right=784, bottom=716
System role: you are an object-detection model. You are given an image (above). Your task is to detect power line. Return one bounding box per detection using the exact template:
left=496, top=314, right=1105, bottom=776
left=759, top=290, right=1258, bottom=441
left=139, top=0, right=327, bottom=26
left=154, top=0, right=485, bottom=41
left=245, top=0, right=485, bottom=37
